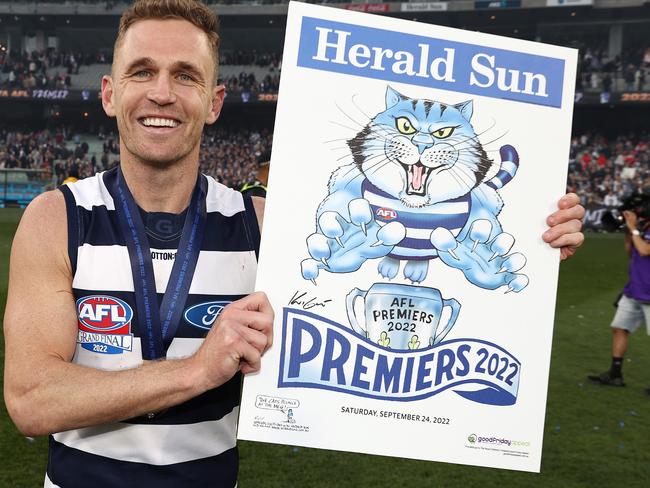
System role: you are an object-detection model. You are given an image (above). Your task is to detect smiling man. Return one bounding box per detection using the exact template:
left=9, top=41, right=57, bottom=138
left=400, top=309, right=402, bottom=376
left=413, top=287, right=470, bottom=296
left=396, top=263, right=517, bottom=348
left=4, top=1, right=272, bottom=487
left=3, top=1, right=584, bottom=487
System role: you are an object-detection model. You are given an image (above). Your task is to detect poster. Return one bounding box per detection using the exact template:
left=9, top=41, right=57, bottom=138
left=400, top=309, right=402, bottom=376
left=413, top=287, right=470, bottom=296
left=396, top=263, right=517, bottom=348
left=238, top=1, right=577, bottom=472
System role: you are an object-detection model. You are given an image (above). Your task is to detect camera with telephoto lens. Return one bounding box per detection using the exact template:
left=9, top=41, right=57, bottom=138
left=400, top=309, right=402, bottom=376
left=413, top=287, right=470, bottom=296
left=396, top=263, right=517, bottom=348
left=601, top=193, right=650, bottom=232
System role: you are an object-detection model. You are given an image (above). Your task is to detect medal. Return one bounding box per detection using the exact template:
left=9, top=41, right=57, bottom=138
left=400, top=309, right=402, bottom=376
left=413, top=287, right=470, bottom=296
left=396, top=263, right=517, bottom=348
left=114, top=166, right=207, bottom=359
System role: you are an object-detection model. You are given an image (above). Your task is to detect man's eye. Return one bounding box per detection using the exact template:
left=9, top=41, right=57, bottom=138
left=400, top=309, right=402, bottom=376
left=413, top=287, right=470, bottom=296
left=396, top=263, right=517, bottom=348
left=178, top=73, right=193, bottom=82
left=133, top=70, right=151, bottom=78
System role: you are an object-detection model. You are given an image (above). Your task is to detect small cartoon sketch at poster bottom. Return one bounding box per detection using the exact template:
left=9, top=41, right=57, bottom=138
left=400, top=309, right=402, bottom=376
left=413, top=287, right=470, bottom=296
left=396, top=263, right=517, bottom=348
left=252, top=394, right=311, bottom=433
left=346, top=282, right=461, bottom=349
left=255, top=394, right=300, bottom=420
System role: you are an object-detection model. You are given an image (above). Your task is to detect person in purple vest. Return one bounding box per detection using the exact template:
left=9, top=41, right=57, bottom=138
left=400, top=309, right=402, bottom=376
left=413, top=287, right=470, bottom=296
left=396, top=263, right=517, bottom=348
left=589, top=197, right=650, bottom=391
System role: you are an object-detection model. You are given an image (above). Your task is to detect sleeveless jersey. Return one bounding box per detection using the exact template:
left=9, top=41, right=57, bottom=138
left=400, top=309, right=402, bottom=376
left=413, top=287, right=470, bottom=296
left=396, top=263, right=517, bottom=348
left=46, top=168, right=260, bottom=488
left=361, top=178, right=471, bottom=261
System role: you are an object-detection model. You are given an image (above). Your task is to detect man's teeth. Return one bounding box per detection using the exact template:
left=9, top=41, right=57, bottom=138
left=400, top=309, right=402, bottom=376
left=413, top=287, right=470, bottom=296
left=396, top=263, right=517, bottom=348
left=141, top=117, right=179, bottom=128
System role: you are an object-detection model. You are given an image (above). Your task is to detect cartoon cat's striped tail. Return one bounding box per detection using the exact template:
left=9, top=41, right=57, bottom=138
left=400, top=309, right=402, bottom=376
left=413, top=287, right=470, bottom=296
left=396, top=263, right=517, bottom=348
left=485, top=144, right=519, bottom=190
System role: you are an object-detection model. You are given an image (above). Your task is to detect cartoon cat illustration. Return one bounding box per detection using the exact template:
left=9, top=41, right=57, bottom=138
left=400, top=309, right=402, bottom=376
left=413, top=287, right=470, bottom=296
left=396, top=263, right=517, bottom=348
left=301, top=86, right=528, bottom=292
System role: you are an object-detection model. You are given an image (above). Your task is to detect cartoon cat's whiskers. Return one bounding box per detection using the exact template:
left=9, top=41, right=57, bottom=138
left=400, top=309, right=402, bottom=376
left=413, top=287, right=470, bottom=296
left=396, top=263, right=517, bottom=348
left=338, top=151, right=388, bottom=179
left=351, top=94, right=372, bottom=120
left=480, top=132, right=509, bottom=149
left=340, top=149, right=384, bottom=163
left=324, top=136, right=362, bottom=145
left=451, top=131, right=504, bottom=153
left=343, top=157, right=392, bottom=190
left=443, top=163, right=477, bottom=192
left=448, top=121, right=499, bottom=151
left=335, top=101, right=368, bottom=131
left=330, top=120, right=363, bottom=133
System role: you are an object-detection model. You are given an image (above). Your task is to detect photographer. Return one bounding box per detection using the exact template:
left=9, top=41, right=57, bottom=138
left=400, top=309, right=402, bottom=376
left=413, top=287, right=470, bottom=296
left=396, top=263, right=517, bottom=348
left=589, top=197, right=650, bottom=391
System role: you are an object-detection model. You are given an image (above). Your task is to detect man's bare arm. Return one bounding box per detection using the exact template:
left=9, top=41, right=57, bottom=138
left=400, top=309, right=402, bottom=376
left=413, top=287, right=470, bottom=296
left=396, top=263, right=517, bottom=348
left=3, top=191, right=272, bottom=436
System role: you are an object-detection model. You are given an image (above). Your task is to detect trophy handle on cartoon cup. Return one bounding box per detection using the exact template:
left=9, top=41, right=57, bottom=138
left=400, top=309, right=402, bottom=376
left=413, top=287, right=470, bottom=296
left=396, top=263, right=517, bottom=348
left=346, top=283, right=461, bottom=350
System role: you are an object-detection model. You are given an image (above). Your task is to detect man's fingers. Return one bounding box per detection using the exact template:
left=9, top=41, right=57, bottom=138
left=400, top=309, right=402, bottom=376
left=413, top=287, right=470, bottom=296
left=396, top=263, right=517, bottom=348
left=559, top=245, right=579, bottom=261
left=542, top=218, right=583, bottom=244
left=231, top=291, right=274, bottom=316
left=557, top=192, right=580, bottom=210
left=547, top=201, right=585, bottom=227
left=543, top=220, right=584, bottom=250
left=219, top=306, right=273, bottom=351
left=235, top=338, right=262, bottom=375
left=234, top=324, right=270, bottom=355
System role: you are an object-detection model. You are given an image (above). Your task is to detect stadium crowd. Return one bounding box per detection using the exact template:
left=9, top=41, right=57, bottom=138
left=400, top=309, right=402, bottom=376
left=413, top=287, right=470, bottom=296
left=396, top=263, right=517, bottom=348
left=220, top=50, right=282, bottom=70
left=219, top=72, right=280, bottom=94
left=0, top=126, right=272, bottom=190
left=1, top=47, right=283, bottom=91
left=567, top=131, right=650, bottom=207
left=2, top=125, right=648, bottom=208
left=576, top=45, right=650, bottom=92
left=2, top=123, right=649, bottom=203
left=0, top=49, right=112, bottom=89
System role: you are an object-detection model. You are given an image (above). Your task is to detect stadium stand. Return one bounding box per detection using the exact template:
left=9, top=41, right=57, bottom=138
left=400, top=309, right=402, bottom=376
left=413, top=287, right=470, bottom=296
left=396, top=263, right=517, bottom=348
left=0, top=125, right=273, bottom=204
left=0, top=0, right=648, bottom=209
left=567, top=132, right=650, bottom=206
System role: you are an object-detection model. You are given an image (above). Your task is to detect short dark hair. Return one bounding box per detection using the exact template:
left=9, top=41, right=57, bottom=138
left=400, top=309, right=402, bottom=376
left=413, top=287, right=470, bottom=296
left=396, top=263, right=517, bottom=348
left=114, top=0, right=220, bottom=81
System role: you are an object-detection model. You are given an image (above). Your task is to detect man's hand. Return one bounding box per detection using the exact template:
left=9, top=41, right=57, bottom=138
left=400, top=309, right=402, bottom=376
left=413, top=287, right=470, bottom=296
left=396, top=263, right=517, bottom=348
left=192, top=292, right=274, bottom=391
left=542, top=193, right=585, bottom=260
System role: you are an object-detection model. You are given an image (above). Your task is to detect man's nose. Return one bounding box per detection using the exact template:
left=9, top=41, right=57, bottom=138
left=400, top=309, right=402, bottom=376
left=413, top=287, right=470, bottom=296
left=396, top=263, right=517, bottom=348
left=146, top=73, right=176, bottom=105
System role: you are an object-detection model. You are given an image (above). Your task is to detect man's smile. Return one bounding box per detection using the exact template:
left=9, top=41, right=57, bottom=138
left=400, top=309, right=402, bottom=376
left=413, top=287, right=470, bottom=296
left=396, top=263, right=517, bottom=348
left=137, top=116, right=182, bottom=132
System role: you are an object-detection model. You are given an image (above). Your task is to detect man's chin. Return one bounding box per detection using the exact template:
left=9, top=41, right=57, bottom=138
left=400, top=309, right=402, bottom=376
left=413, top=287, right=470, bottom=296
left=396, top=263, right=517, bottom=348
left=133, top=151, right=186, bottom=168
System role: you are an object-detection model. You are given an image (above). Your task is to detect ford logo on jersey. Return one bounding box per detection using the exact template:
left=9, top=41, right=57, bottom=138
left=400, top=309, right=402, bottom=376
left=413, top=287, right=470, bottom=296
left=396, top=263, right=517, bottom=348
left=184, top=301, right=231, bottom=330
left=76, top=296, right=134, bottom=355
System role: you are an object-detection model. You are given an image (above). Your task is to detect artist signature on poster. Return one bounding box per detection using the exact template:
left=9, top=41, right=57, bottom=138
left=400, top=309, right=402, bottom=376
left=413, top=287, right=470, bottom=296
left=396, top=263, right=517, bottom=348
left=289, top=290, right=333, bottom=310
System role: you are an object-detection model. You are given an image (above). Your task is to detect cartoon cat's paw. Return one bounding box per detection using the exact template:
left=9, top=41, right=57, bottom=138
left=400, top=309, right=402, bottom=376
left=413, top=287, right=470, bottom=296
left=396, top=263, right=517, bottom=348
left=378, top=256, right=400, bottom=279
left=403, top=260, right=429, bottom=283
left=301, top=199, right=407, bottom=283
left=430, top=219, right=529, bottom=292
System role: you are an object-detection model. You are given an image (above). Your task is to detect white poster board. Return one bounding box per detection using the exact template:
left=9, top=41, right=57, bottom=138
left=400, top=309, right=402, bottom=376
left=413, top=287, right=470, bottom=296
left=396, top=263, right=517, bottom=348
left=238, top=1, right=576, bottom=472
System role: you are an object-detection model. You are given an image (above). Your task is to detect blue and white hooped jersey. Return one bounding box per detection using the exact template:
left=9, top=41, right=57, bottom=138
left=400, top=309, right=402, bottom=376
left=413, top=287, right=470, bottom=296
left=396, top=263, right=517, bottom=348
left=47, top=168, right=260, bottom=488
left=361, top=179, right=471, bottom=261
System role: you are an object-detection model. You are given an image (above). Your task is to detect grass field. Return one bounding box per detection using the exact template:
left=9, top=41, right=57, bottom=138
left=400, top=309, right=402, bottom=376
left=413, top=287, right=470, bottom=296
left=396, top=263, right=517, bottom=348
left=0, top=208, right=648, bottom=487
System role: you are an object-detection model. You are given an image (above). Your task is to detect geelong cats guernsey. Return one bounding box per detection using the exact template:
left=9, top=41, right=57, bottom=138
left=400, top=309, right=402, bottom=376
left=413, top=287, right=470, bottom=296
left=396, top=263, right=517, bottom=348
left=361, top=178, right=471, bottom=261
left=47, top=168, right=260, bottom=488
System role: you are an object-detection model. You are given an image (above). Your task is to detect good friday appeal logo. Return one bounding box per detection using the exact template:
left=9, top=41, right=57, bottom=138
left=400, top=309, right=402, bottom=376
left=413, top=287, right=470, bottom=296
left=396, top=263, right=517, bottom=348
left=279, top=305, right=521, bottom=406
left=76, top=295, right=134, bottom=354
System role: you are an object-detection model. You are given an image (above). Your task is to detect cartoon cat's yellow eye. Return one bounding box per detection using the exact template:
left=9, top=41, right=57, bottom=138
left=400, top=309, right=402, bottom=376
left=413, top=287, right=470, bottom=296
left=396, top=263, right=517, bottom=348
left=395, top=117, right=416, bottom=135
left=432, top=126, right=455, bottom=139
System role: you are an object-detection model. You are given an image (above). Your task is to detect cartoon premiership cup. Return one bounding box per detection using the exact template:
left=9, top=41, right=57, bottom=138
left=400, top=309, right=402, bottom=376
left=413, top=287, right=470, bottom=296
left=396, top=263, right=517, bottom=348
left=346, top=283, right=461, bottom=349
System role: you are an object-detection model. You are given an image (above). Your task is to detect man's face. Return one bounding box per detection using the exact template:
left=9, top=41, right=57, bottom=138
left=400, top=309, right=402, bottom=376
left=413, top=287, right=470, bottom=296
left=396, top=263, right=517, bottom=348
left=102, top=18, right=223, bottom=168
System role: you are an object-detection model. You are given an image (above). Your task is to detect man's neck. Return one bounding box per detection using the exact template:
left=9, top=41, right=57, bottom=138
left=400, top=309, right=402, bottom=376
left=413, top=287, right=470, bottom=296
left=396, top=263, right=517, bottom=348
left=119, top=158, right=199, bottom=214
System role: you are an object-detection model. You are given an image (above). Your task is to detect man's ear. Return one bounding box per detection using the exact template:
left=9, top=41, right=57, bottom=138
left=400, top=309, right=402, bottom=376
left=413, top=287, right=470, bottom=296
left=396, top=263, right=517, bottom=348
left=101, top=75, right=116, bottom=118
left=205, top=85, right=225, bottom=125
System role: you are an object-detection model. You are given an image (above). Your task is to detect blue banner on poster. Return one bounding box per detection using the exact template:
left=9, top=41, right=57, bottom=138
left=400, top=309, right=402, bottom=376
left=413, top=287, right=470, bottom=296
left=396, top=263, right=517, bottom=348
left=297, top=17, right=564, bottom=108
left=279, top=308, right=521, bottom=406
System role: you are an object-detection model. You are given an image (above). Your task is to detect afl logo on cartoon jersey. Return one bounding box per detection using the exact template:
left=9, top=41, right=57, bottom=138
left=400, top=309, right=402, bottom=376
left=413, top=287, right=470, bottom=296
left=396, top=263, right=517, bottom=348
left=376, top=207, right=397, bottom=221
left=76, top=296, right=134, bottom=354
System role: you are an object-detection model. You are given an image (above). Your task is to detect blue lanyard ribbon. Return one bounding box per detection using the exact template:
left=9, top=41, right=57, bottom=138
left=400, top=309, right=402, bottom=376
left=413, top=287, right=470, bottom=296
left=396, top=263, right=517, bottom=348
left=115, top=167, right=207, bottom=359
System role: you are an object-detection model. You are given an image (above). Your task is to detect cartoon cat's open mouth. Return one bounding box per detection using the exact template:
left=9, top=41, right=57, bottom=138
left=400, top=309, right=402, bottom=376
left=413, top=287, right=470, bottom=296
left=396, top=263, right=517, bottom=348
left=401, top=161, right=439, bottom=196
